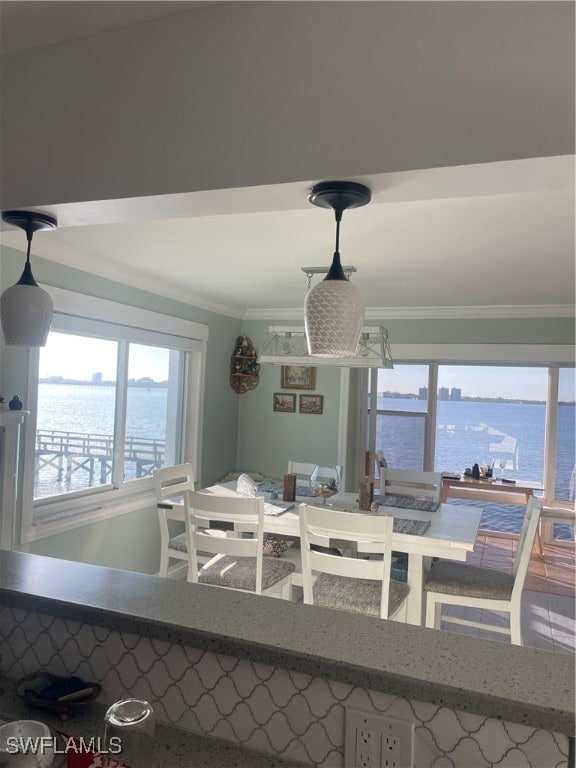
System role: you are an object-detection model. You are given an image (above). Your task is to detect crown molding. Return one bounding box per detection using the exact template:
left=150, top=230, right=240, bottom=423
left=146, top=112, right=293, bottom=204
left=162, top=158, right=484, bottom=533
left=244, top=304, right=575, bottom=321
left=1, top=233, right=245, bottom=320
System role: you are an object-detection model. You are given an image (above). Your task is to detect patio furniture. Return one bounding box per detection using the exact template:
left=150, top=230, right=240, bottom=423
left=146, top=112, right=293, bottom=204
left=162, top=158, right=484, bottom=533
left=424, top=496, right=542, bottom=645
left=537, top=504, right=576, bottom=554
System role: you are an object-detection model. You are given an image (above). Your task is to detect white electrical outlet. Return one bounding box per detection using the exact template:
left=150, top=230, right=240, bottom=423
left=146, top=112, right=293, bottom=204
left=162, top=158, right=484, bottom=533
left=345, top=707, right=414, bottom=768
left=356, top=727, right=376, bottom=767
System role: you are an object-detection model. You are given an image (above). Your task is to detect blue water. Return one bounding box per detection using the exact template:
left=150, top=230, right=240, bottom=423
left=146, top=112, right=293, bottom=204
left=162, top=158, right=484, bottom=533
left=375, top=397, right=575, bottom=536
left=35, top=385, right=575, bottom=539
left=35, top=384, right=168, bottom=496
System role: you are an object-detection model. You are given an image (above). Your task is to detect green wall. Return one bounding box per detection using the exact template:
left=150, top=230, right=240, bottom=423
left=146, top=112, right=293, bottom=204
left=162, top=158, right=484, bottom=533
left=238, top=318, right=342, bottom=480
left=1, top=246, right=242, bottom=572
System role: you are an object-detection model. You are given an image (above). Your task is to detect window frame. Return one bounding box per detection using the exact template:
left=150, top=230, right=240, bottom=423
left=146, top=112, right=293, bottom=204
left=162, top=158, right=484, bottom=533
left=357, top=356, right=575, bottom=507
left=20, top=287, right=208, bottom=544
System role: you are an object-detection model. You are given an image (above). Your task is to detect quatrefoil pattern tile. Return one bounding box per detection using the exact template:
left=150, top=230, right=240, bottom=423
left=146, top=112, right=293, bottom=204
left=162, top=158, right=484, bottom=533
left=0, top=606, right=568, bottom=767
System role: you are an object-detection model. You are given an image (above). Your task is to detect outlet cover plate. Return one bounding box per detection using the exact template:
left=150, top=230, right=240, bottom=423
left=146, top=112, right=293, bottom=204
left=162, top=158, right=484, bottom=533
left=345, top=707, right=414, bottom=768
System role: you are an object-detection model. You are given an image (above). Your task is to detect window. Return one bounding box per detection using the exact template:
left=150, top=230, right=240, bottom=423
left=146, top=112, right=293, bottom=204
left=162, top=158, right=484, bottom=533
left=368, top=365, right=431, bottom=472
left=21, top=287, right=207, bottom=540
left=35, top=335, right=186, bottom=499
left=364, top=361, right=575, bottom=535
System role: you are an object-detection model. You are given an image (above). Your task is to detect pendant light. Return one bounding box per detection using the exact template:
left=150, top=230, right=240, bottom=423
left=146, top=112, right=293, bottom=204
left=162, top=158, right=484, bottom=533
left=305, top=181, right=370, bottom=357
left=1, top=210, right=56, bottom=346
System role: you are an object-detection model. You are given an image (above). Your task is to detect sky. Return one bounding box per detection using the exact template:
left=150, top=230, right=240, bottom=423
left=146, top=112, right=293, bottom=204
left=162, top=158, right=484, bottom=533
left=378, top=364, right=575, bottom=401
left=39, top=333, right=169, bottom=381
left=40, top=332, right=575, bottom=400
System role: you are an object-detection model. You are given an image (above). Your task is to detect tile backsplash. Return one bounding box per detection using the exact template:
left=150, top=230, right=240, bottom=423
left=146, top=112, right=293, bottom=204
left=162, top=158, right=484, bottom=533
left=0, top=605, right=568, bottom=767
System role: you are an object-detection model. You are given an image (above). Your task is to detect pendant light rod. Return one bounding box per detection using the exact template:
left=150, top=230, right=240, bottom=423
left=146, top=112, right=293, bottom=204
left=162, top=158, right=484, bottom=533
left=308, top=181, right=371, bottom=283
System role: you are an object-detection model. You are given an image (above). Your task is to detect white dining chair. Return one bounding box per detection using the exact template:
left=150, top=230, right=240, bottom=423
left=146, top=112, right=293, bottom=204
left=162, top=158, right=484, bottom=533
left=424, top=496, right=542, bottom=645
left=185, top=491, right=295, bottom=597
left=287, top=461, right=317, bottom=493
left=153, top=463, right=195, bottom=577
left=299, top=504, right=410, bottom=621
left=380, top=468, right=442, bottom=502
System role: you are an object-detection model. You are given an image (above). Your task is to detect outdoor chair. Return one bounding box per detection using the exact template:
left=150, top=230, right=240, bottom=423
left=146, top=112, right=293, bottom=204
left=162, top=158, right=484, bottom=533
left=536, top=503, right=576, bottom=555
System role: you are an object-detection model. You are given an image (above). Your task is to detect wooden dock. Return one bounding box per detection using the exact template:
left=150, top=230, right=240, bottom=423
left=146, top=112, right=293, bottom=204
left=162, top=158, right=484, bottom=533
left=35, top=429, right=165, bottom=484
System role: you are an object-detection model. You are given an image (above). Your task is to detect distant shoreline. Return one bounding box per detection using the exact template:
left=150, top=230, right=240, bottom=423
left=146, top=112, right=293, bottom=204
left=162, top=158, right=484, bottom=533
left=38, top=380, right=574, bottom=405
left=39, top=379, right=167, bottom=388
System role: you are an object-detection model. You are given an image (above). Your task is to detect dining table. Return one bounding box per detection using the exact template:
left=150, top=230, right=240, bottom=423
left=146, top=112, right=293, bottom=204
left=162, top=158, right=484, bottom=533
left=159, top=482, right=483, bottom=626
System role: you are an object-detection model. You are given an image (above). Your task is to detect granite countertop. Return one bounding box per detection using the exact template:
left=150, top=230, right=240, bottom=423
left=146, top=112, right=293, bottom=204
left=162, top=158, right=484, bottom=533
left=0, top=676, right=304, bottom=768
left=1, top=550, right=574, bottom=736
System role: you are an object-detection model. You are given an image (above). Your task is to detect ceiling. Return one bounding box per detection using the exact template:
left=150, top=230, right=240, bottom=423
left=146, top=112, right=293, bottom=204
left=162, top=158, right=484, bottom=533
left=1, top=2, right=574, bottom=320
left=0, top=2, right=215, bottom=56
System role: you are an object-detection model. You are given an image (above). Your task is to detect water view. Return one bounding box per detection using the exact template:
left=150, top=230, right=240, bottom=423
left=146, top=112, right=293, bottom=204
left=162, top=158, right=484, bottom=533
left=35, top=384, right=575, bottom=537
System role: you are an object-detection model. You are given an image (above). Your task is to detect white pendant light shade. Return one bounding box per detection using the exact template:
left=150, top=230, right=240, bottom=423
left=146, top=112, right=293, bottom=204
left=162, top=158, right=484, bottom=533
left=0, top=280, right=53, bottom=346
left=305, top=278, right=364, bottom=357
left=1, top=210, right=57, bottom=347
left=305, top=181, right=370, bottom=358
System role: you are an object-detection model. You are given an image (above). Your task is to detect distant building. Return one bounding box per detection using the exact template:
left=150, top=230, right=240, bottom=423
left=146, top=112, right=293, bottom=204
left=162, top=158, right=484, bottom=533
left=418, top=387, right=428, bottom=400
left=450, top=387, right=462, bottom=401
left=92, top=372, right=102, bottom=383
left=438, top=387, right=450, bottom=401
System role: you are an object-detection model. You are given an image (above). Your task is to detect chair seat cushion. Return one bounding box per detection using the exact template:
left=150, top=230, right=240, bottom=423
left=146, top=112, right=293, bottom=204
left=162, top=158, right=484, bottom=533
left=424, top=560, right=514, bottom=600
left=168, top=533, right=187, bottom=552
left=199, top=555, right=295, bottom=591
left=313, top=573, right=410, bottom=618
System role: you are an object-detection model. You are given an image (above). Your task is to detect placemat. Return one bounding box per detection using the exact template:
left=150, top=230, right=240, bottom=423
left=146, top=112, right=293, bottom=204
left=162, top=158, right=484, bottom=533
left=296, top=485, right=314, bottom=497
left=379, top=495, right=440, bottom=512
left=393, top=518, right=430, bottom=535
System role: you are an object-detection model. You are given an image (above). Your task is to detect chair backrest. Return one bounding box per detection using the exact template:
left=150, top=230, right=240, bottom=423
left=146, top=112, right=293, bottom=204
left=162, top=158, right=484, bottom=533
left=287, top=461, right=317, bottom=479
left=299, top=504, right=395, bottom=618
left=153, top=462, right=195, bottom=503
left=512, top=496, right=542, bottom=596
left=380, top=468, right=442, bottom=502
left=186, top=491, right=266, bottom=591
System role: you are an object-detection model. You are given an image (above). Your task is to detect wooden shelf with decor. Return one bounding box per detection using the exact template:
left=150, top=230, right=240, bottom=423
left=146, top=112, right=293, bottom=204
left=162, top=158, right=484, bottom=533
left=230, top=336, right=260, bottom=394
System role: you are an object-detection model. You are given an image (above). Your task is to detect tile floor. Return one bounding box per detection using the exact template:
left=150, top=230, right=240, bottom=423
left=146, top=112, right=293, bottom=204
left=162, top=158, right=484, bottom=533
left=439, top=533, right=575, bottom=654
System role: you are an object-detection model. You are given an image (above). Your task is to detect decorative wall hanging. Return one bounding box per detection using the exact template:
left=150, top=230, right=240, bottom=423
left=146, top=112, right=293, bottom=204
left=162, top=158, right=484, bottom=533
left=230, top=336, right=260, bottom=394
left=299, top=394, right=323, bottom=415
left=273, top=393, right=296, bottom=412
left=280, top=365, right=316, bottom=390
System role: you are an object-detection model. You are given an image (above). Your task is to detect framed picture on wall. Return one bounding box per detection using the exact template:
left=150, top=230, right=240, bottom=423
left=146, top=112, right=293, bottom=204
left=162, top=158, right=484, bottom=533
left=273, top=393, right=296, bottom=412
left=281, top=365, right=316, bottom=390
left=299, top=394, right=323, bottom=415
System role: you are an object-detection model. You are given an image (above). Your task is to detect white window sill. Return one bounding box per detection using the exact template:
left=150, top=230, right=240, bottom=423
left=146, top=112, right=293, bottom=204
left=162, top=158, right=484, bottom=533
left=25, top=488, right=157, bottom=542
